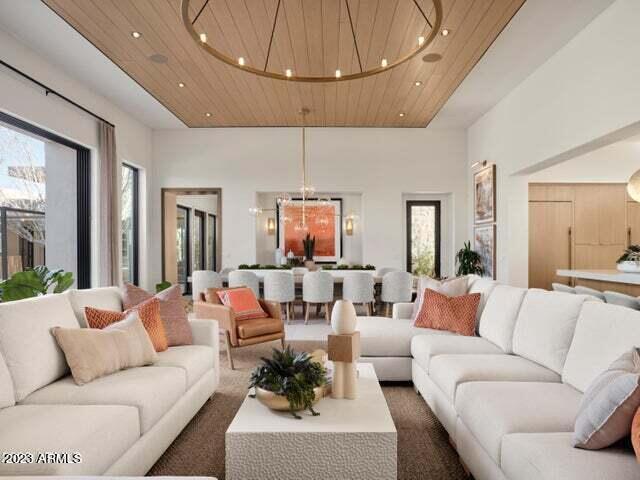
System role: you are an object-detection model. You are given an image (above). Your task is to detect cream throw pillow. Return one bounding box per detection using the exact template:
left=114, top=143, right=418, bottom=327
left=51, top=313, right=157, bottom=385
left=411, top=276, right=468, bottom=321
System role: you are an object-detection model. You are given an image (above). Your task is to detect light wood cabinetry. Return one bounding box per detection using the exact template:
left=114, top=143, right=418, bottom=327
left=529, top=183, right=640, bottom=290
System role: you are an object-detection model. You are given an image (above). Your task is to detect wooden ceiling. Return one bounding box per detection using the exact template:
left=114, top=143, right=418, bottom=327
left=43, top=0, right=525, bottom=128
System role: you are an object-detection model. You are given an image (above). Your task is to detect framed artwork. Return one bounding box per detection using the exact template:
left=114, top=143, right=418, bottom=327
left=474, top=224, right=496, bottom=280
left=474, top=164, right=496, bottom=224
left=277, top=198, right=342, bottom=263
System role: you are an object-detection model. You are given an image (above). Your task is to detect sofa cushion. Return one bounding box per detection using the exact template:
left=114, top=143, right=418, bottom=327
left=502, top=432, right=640, bottom=480
left=22, top=366, right=186, bottom=433
left=512, top=289, right=586, bottom=374
left=358, top=317, right=452, bottom=357
left=430, top=354, right=560, bottom=401
left=0, top=351, right=14, bottom=408
left=467, top=277, right=497, bottom=323
left=410, top=334, right=502, bottom=373
left=0, top=404, right=139, bottom=476
left=478, top=285, right=526, bottom=353
left=455, top=382, right=582, bottom=464
left=67, top=287, right=123, bottom=327
left=563, top=302, right=640, bottom=393
left=236, top=317, right=282, bottom=339
left=0, top=293, right=80, bottom=401
left=155, top=345, right=214, bottom=388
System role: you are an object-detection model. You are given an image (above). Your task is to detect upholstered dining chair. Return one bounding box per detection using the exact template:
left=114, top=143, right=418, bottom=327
left=264, top=271, right=296, bottom=323
left=376, top=267, right=400, bottom=277
left=343, top=271, right=375, bottom=316
left=191, top=270, right=222, bottom=302
left=381, top=271, right=413, bottom=317
left=228, top=270, right=260, bottom=298
left=194, top=288, right=285, bottom=370
left=604, top=291, right=640, bottom=309
left=302, top=271, right=334, bottom=324
left=551, top=283, right=575, bottom=294
left=574, top=285, right=606, bottom=301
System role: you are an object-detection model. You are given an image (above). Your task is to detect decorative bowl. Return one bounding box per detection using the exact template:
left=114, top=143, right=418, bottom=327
left=254, top=386, right=325, bottom=412
left=617, top=261, right=640, bottom=273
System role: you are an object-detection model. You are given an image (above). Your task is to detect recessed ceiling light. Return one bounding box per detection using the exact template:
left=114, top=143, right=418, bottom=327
left=335, top=69, right=341, bottom=78
left=238, top=57, right=245, bottom=66
left=418, top=36, right=425, bottom=46
left=285, top=68, right=293, bottom=78
left=414, top=80, right=422, bottom=86
left=199, top=33, right=207, bottom=43
left=381, top=58, right=388, bottom=68
left=131, top=31, right=141, bottom=39
left=399, top=112, right=406, bottom=117
left=178, top=82, right=185, bottom=88
left=205, top=112, right=212, bottom=117
left=441, top=29, right=450, bottom=36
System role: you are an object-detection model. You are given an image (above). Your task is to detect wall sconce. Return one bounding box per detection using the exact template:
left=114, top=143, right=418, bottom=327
left=267, top=217, right=276, bottom=235
left=345, top=216, right=354, bottom=236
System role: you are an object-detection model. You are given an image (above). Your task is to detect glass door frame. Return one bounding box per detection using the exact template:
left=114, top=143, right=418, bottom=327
left=193, top=209, right=206, bottom=272
left=406, top=200, right=442, bottom=278
left=176, top=205, right=191, bottom=293
left=121, top=163, right=139, bottom=285
left=207, top=213, right=216, bottom=271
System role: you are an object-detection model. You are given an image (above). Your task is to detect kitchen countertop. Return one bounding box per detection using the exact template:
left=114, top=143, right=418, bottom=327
left=556, top=269, right=640, bottom=285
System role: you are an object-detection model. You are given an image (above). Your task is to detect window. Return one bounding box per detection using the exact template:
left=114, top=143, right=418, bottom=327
left=176, top=205, right=190, bottom=292
left=406, top=200, right=441, bottom=277
left=121, top=164, right=139, bottom=285
left=207, top=213, right=216, bottom=270
left=193, top=210, right=205, bottom=272
left=0, top=112, right=91, bottom=287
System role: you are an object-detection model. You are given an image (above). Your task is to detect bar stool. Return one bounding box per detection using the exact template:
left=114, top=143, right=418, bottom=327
left=552, top=283, right=575, bottom=294
left=381, top=271, right=413, bottom=317
left=302, top=271, right=334, bottom=324
left=604, top=291, right=640, bottom=310
left=228, top=270, right=260, bottom=298
left=264, top=271, right=296, bottom=323
left=343, top=272, right=375, bottom=316
left=191, top=270, right=222, bottom=302
left=574, top=286, right=606, bottom=301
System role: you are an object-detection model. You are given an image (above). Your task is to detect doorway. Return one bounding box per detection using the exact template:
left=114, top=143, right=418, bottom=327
left=406, top=200, right=441, bottom=277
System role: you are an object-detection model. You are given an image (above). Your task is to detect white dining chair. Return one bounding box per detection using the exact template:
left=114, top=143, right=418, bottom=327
left=228, top=270, right=260, bottom=298
left=381, top=271, right=413, bottom=317
left=574, top=285, right=606, bottom=301
left=376, top=267, right=400, bottom=277
left=604, top=291, right=640, bottom=309
left=343, top=271, right=375, bottom=316
left=302, top=271, right=334, bottom=324
left=291, top=267, right=310, bottom=275
left=264, top=271, right=296, bottom=323
left=191, top=270, right=222, bottom=302
left=552, top=283, right=575, bottom=294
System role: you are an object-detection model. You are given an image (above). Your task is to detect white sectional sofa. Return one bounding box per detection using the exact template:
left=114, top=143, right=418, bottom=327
left=357, top=276, right=640, bottom=479
left=0, top=287, right=219, bottom=477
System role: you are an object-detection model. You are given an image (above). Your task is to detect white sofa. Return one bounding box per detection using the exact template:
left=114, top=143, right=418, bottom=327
left=357, top=276, right=640, bottom=479
left=0, top=287, right=219, bottom=477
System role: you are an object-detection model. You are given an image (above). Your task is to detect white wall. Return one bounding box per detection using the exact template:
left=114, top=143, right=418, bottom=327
left=151, top=128, right=467, bottom=284
left=467, top=0, right=640, bottom=287
left=0, top=28, right=154, bottom=288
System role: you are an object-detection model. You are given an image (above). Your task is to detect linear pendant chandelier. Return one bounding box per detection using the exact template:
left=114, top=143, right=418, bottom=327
left=182, top=0, right=443, bottom=83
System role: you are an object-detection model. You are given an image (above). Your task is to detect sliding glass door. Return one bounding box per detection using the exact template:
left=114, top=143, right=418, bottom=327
left=121, top=164, right=139, bottom=285
left=176, top=205, right=190, bottom=292
left=406, top=200, right=441, bottom=278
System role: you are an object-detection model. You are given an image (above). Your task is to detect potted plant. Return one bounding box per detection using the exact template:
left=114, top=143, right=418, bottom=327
left=455, top=241, right=484, bottom=276
left=616, top=245, right=640, bottom=272
left=0, top=266, right=74, bottom=302
left=249, top=346, right=328, bottom=419
left=302, top=233, right=316, bottom=270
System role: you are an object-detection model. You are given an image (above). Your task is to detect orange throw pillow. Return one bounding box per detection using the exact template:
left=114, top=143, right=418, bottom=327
left=632, top=407, right=640, bottom=462
left=217, top=287, right=268, bottom=321
left=414, top=288, right=481, bottom=336
left=85, top=298, right=168, bottom=352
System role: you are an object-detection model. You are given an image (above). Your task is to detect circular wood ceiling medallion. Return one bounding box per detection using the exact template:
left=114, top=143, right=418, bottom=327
left=181, top=0, right=443, bottom=83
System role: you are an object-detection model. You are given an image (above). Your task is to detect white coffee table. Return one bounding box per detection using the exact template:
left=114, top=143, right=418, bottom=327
left=225, top=363, right=397, bottom=480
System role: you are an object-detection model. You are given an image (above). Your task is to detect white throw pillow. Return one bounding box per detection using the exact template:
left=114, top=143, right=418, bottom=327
left=411, top=276, right=468, bottom=322
left=0, top=352, right=15, bottom=408
left=478, top=285, right=527, bottom=353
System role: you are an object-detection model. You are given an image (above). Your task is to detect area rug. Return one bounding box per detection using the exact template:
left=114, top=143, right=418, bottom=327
left=148, top=340, right=466, bottom=480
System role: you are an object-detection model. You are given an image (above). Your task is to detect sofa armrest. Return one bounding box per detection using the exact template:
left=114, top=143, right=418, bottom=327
left=393, top=302, right=414, bottom=320
left=194, top=301, right=238, bottom=345
left=259, top=299, right=282, bottom=321
left=189, top=318, right=220, bottom=387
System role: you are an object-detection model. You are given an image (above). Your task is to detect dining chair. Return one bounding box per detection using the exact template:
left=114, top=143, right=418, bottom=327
left=376, top=267, right=400, bottom=277
left=381, top=271, right=413, bottom=317
left=302, top=271, right=334, bottom=324
left=574, top=285, right=606, bottom=301
left=264, top=271, right=296, bottom=323
left=604, top=291, right=640, bottom=309
left=228, top=270, right=260, bottom=298
left=551, top=283, right=575, bottom=294
left=343, top=271, right=375, bottom=316
left=191, top=270, right=222, bottom=302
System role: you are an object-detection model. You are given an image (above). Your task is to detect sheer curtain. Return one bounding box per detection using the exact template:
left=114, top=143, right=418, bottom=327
left=98, top=121, right=119, bottom=286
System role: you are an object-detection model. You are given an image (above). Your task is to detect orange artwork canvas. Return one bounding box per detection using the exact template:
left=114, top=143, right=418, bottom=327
left=280, top=201, right=341, bottom=261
